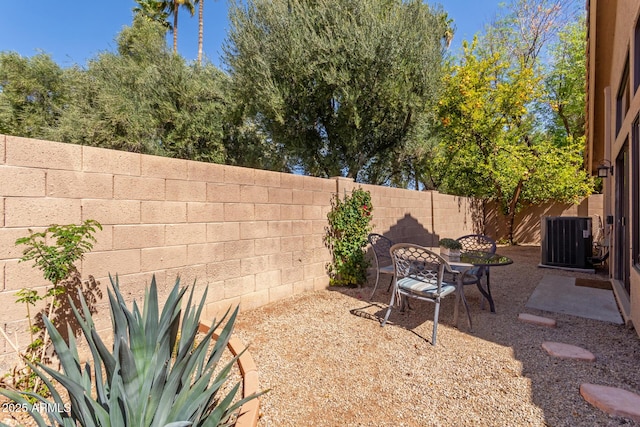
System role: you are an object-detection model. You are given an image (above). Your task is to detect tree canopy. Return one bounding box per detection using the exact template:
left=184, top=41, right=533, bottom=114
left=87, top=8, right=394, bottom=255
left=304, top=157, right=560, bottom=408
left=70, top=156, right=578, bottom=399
left=436, top=0, right=592, bottom=242
left=225, top=0, right=450, bottom=181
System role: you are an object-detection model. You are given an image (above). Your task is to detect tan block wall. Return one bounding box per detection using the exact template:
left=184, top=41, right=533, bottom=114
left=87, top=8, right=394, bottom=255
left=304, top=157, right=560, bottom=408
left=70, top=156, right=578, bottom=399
left=2, top=134, right=587, bottom=368
left=485, top=194, right=604, bottom=244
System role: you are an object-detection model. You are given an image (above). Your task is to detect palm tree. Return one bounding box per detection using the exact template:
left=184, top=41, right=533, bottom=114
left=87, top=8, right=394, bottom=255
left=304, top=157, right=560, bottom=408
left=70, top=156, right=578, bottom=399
left=197, top=0, right=204, bottom=65
left=132, top=0, right=171, bottom=29
left=170, top=0, right=196, bottom=54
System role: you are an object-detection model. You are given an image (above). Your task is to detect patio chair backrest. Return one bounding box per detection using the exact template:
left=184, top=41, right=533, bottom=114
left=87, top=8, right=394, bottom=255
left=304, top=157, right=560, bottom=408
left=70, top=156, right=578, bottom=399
left=456, top=234, right=497, bottom=254
left=368, top=233, right=393, bottom=266
left=391, top=243, right=446, bottom=289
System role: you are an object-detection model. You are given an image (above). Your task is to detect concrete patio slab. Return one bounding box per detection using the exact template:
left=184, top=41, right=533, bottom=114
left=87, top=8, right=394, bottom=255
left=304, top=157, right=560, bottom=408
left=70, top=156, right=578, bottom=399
left=525, top=274, right=623, bottom=324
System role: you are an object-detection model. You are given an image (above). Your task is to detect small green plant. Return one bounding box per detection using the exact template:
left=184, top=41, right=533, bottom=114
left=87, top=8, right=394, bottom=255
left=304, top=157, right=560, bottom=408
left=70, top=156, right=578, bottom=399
left=325, top=188, right=373, bottom=286
left=8, top=220, right=102, bottom=400
left=16, top=219, right=102, bottom=286
left=438, top=238, right=462, bottom=250
left=0, top=275, right=264, bottom=427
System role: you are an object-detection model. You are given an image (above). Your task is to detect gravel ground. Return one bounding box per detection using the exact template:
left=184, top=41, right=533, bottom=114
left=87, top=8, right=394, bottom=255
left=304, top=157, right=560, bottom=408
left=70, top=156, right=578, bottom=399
left=233, top=245, right=640, bottom=427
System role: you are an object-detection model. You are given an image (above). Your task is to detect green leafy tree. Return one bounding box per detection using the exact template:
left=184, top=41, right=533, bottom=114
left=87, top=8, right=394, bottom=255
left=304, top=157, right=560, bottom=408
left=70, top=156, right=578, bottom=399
left=225, top=0, right=448, bottom=181
left=545, top=14, right=586, bottom=142
left=49, top=17, right=226, bottom=162
left=437, top=38, right=593, bottom=243
left=0, top=52, right=68, bottom=138
left=434, top=0, right=591, bottom=243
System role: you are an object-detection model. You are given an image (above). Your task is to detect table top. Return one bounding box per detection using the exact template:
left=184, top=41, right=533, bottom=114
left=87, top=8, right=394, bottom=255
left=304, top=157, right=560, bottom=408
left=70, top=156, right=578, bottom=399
left=457, top=250, right=513, bottom=267
left=428, top=248, right=513, bottom=268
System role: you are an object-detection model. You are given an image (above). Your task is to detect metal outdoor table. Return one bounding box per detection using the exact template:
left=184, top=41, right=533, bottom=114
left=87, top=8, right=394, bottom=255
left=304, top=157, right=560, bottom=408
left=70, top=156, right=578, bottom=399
left=445, top=250, right=513, bottom=313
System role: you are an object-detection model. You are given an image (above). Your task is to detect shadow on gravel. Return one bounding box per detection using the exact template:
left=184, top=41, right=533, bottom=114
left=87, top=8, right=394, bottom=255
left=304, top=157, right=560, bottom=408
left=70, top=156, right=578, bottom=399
left=338, top=245, right=640, bottom=426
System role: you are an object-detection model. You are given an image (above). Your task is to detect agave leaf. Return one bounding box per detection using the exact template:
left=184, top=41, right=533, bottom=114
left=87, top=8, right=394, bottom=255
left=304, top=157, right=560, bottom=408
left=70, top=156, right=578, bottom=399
left=152, top=348, right=195, bottom=426
left=135, top=341, right=165, bottom=422
left=176, top=285, right=198, bottom=357
left=176, top=325, right=217, bottom=390
left=90, top=327, right=117, bottom=386
left=143, top=277, right=160, bottom=358
left=120, top=299, right=150, bottom=379
left=40, top=316, right=106, bottom=427
left=70, top=287, right=113, bottom=400
left=108, top=367, right=127, bottom=427
left=180, top=280, right=205, bottom=342
left=151, top=338, right=207, bottom=427
left=214, top=390, right=268, bottom=427
left=201, top=382, right=241, bottom=427
left=203, top=306, right=239, bottom=371
left=167, top=320, right=240, bottom=422
left=163, top=422, right=193, bottom=427
left=156, top=278, right=187, bottom=353
left=0, top=389, right=49, bottom=426
left=22, top=358, right=71, bottom=424
left=37, top=363, right=105, bottom=427
left=177, top=285, right=209, bottom=378
left=66, top=324, right=93, bottom=393
left=142, top=356, right=169, bottom=425
left=41, top=317, right=84, bottom=388
left=108, top=276, right=129, bottom=343
left=16, top=390, right=66, bottom=425
left=167, top=361, right=219, bottom=421
left=117, top=336, right=141, bottom=391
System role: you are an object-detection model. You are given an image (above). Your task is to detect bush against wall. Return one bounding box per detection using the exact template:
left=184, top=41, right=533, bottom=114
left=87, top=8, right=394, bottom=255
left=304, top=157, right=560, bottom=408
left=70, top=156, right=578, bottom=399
left=325, top=188, right=373, bottom=286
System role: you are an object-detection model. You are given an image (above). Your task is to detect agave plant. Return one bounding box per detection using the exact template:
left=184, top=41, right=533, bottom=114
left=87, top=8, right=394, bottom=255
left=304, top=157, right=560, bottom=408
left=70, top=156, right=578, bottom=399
left=0, top=275, right=261, bottom=427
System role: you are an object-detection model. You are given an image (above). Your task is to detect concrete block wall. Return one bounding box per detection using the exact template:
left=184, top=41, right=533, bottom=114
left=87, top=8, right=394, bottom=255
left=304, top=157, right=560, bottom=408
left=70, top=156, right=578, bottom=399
left=485, top=194, right=605, bottom=244
left=0, top=134, right=481, bottom=368
left=0, top=135, right=335, bottom=368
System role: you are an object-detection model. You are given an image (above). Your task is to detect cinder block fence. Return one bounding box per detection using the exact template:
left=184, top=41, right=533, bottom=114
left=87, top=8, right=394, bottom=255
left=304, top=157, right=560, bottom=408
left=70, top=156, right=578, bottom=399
left=0, top=134, right=480, bottom=368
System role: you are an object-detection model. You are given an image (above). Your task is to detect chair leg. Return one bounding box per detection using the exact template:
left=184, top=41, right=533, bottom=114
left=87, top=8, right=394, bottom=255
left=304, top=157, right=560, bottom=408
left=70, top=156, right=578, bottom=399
left=432, top=299, right=440, bottom=345
left=455, top=274, right=473, bottom=332
left=381, top=283, right=397, bottom=327
left=369, top=269, right=381, bottom=301
left=386, top=275, right=394, bottom=293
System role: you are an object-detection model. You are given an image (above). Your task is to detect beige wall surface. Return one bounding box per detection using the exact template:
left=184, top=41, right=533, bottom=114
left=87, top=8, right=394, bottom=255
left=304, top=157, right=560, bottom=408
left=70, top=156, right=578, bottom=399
left=587, top=1, right=640, bottom=333
left=0, top=134, right=596, bottom=366
left=485, top=195, right=604, bottom=244
left=0, top=135, right=479, bottom=368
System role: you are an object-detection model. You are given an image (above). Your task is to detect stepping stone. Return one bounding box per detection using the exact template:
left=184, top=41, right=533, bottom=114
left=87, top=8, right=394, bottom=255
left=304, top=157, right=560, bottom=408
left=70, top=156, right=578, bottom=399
left=518, top=313, right=557, bottom=328
left=542, top=341, right=596, bottom=361
left=580, top=383, right=640, bottom=423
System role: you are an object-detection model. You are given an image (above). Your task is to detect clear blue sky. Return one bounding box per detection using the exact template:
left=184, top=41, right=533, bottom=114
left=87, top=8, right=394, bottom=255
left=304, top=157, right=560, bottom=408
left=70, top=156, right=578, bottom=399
left=0, top=0, right=506, bottom=69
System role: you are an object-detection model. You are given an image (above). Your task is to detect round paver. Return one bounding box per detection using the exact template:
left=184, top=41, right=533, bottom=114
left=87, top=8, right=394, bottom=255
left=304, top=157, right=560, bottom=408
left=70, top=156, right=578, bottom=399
left=542, top=341, right=596, bottom=361
left=580, top=383, right=640, bottom=423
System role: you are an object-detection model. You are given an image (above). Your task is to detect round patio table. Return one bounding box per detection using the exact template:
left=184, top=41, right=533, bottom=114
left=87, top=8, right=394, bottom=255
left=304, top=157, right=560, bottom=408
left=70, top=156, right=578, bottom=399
left=455, top=251, right=514, bottom=313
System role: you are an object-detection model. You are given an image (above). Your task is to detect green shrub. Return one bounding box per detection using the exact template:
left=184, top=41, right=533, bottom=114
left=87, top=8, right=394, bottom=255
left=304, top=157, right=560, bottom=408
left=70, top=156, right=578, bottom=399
left=325, top=188, right=373, bottom=286
left=438, top=238, right=462, bottom=250
left=0, top=275, right=263, bottom=427
left=9, top=220, right=102, bottom=400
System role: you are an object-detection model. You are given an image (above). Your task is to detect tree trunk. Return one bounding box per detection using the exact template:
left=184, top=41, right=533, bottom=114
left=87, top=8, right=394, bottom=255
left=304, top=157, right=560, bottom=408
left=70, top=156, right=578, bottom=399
left=198, top=0, right=204, bottom=65
left=506, top=179, right=524, bottom=244
left=173, top=4, right=179, bottom=53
